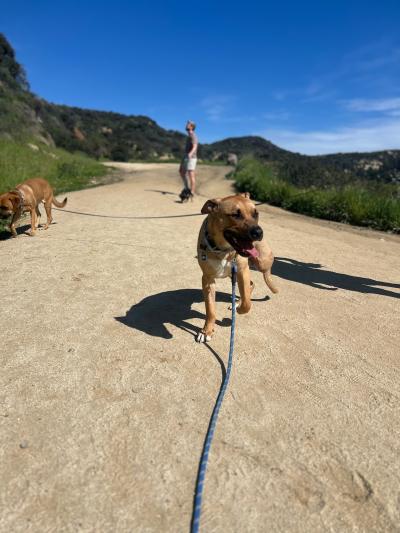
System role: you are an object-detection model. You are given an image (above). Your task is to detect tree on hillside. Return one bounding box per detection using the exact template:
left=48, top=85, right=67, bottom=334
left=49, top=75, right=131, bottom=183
left=0, top=33, right=29, bottom=90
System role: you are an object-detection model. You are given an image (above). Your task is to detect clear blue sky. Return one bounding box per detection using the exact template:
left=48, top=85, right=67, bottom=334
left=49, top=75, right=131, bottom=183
left=2, top=0, right=400, bottom=154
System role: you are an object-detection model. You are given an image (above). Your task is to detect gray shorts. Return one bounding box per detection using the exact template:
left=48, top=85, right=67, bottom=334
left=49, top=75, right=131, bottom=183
left=183, top=157, right=197, bottom=171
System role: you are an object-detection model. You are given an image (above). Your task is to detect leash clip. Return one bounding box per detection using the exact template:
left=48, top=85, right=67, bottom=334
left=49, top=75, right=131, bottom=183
left=231, top=256, right=238, bottom=284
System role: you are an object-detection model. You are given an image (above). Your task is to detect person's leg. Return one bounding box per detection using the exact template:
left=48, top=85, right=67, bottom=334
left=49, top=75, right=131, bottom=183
left=179, top=161, right=185, bottom=181
left=180, top=159, right=189, bottom=189
left=188, top=170, right=196, bottom=194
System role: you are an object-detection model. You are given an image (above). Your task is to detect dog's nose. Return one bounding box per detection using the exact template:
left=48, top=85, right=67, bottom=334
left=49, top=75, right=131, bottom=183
left=249, top=225, right=263, bottom=241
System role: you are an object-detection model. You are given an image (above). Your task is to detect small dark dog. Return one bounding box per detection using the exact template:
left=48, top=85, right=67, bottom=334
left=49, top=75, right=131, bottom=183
left=179, top=187, right=193, bottom=203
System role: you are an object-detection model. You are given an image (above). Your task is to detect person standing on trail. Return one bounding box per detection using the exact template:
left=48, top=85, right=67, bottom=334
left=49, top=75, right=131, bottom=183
left=180, top=120, right=198, bottom=195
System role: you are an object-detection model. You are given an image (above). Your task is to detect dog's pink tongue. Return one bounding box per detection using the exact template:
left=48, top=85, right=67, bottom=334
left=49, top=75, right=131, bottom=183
left=246, top=246, right=259, bottom=258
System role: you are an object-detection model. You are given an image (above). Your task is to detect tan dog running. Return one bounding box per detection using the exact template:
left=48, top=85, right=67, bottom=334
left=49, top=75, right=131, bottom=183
left=0, top=177, right=67, bottom=237
left=196, top=193, right=278, bottom=343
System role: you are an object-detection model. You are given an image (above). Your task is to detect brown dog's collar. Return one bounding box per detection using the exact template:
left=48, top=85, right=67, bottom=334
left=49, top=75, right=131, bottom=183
left=202, top=222, right=234, bottom=256
left=12, top=188, right=25, bottom=211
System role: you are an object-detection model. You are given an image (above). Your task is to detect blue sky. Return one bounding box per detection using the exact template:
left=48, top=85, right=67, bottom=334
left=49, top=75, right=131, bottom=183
left=2, top=0, right=400, bottom=154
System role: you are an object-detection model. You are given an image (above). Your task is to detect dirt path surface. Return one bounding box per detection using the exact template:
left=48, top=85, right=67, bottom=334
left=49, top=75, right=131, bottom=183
left=1, top=163, right=400, bottom=532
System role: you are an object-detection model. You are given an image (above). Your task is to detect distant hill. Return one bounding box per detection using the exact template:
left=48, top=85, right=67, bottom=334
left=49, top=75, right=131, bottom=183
left=36, top=102, right=186, bottom=161
left=201, top=136, right=400, bottom=187
left=1, top=33, right=399, bottom=186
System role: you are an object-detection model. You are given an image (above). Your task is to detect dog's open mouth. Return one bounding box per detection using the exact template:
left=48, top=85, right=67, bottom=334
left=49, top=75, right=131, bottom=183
left=223, top=230, right=260, bottom=258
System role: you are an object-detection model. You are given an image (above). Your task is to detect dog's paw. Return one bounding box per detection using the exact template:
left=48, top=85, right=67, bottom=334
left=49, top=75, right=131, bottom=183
left=196, top=331, right=212, bottom=343
left=236, top=303, right=251, bottom=314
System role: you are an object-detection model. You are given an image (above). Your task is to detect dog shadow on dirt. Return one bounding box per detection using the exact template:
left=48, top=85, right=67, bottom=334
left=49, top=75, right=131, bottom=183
left=274, top=257, right=400, bottom=299
left=0, top=223, right=36, bottom=240
left=115, top=288, right=269, bottom=340
left=0, top=219, right=59, bottom=240
left=145, top=189, right=177, bottom=196
left=115, top=289, right=230, bottom=339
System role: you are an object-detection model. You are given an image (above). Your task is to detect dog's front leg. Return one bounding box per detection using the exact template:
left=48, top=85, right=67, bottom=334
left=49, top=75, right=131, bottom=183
left=236, top=265, right=252, bottom=314
left=196, top=275, right=216, bottom=342
left=9, top=211, right=21, bottom=237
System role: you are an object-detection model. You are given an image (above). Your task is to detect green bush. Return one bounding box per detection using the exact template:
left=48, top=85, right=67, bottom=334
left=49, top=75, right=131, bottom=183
left=234, top=158, right=400, bottom=233
left=0, top=139, right=107, bottom=192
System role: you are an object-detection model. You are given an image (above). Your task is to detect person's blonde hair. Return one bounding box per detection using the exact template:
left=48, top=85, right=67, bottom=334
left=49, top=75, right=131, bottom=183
left=186, top=120, right=196, bottom=130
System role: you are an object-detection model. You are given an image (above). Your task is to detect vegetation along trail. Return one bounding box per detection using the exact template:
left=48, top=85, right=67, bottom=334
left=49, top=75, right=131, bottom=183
left=1, top=163, right=399, bottom=532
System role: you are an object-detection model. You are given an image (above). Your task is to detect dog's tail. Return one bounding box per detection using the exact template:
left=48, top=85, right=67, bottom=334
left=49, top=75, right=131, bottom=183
left=263, top=270, right=279, bottom=294
left=52, top=196, right=67, bottom=208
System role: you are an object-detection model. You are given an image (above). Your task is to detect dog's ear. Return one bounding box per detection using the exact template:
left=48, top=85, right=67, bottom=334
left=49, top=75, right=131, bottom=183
left=201, top=199, right=221, bottom=214
left=240, top=192, right=251, bottom=199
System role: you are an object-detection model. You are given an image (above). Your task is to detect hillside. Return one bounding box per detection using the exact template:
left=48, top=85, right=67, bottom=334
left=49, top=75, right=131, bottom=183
left=1, top=33, right=400, bottom=186
left=0, top=34, right=186, bottom=161
left=201, top=136, right=400, bottom=188
left=37, top=102, right=186, bottom=161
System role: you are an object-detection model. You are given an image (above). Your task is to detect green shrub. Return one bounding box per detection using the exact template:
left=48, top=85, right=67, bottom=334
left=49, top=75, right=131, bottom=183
left=234, top=158, right=400, bottom=233
left=0, top=139, right=107, bottom=192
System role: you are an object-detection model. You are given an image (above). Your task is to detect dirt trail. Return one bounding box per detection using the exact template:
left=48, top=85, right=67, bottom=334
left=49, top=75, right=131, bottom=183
left=1, top=163, right=399, bottom=532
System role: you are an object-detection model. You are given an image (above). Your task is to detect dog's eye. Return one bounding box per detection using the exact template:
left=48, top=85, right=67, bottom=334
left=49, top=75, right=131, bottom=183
left=253, top=210, right=259, bottom=219
left=231, top=209, right=242, bottom=219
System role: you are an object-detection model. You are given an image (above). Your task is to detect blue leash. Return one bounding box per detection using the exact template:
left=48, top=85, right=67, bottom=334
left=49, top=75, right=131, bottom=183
left=191, top=260, right=238, bottom=533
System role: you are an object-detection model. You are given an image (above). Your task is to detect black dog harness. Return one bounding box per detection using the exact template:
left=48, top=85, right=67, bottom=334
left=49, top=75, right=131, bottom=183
left=199, top=222, right=235, bottom=261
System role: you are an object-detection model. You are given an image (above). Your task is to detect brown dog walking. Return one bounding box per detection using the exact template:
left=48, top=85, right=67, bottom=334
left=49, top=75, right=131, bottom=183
left=196, top=193, right=278, bottom=342
left=0, top=177, right=67, bottom=237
